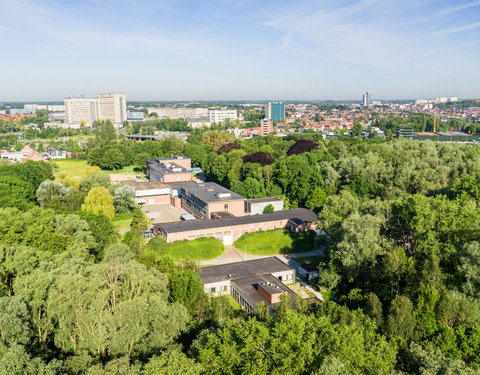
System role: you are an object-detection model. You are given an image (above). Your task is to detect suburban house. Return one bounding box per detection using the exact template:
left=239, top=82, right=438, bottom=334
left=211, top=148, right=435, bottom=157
left=43, top=147, right=67, bottom=160
left=199, top=257, right=297, bottom=314
left=0, top=145, right=42, bottom=162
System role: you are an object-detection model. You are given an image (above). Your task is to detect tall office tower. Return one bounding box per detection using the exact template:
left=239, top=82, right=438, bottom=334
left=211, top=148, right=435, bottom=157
left=96, top=93, right=127, bottom=124
left=362, top=92, right=371, bottom=107
left=261, top=118, right=274, bottom=135
left=64, top=97, right=101, bottom=125
left=265, top=102, right=285, bottom=122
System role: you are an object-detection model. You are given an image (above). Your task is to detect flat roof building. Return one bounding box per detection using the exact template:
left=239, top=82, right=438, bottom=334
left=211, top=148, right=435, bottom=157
left=154, top=208, right=317, bottom=245
left=209, top=109, right=238, bottom=123
left=146, top=155, right=192, bottom=183
left=64, top=93, right=126, bottom=125
left=199, top=257, right=297, bottom=314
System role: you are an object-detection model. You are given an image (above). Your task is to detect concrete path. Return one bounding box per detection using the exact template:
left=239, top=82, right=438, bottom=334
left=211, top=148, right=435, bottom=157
left=198, top=245, right=326, bottom=266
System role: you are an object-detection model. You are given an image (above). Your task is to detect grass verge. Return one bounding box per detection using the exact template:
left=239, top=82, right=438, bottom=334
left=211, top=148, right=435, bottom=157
left=145, top=237, right=224, bottom=262
left=233, top=229, right=316, bottom=256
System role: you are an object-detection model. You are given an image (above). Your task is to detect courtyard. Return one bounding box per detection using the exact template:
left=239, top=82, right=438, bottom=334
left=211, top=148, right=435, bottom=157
left=142, top=203, right=189, bottom=224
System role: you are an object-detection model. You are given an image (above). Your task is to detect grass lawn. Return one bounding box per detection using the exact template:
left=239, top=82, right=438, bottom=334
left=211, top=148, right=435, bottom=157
left=55, top=158, right=141, bottom=176
left=54, top=158, right=88, bottom=174
left=145, top=237, right=224, bottom=262
left=112, top=214, right=133, bottom=232
left=234, top=229, right=316, bottom=256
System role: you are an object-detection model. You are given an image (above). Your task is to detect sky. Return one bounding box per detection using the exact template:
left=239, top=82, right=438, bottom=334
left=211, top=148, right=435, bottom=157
left=0, top=0, right=479, bottom=101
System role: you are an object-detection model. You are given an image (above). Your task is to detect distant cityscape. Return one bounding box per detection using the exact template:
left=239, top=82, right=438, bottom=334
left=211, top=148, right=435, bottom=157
left=1, top=91, right=478, bottom=143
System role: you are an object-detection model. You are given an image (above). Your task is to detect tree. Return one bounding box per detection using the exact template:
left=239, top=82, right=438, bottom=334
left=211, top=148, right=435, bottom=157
left=102, top=148, right=125, bottom=170
left=459, top=242, right=480, bottom=297
left=385, top=295, right=416, bottom=342
left=263, top=204, right=274, bottom=214
left=352, top=121, right=363, bottom=137
left=242, top=151, right=275, bottom=166
left=144, top=345, right=201, bottom=375
left=170, top=269, right=204, bottom=312
left=0, top=296, right=32, bottom=346
left=113, top=185, right=136, bottom=213
left=81, top=187, right=115, bottom=219
left=306, top=187, right=327, bottom=212
left=36, top=180, right=71, bottom=207
left=286, top=138, right=317, bottom=156
left=331, top=213, right=383, bottom=282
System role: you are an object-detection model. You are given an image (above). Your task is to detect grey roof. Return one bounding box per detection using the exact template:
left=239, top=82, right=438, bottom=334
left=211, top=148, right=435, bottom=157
left=246, top=197, right=283, bottom=204
left=180, top=181, right=244, bottom=203
left=148, top=160, right=190, bottom=175
left=231, top=274, right=296, bottom=309
left=199, top=257, right=292, bottom=284
left=155, top=208, right=317, bottom=233
left=121, top=181, right=168, bottom=190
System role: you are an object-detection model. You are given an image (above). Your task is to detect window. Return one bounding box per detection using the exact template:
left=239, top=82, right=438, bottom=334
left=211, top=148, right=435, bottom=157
left=210, top=287, right=216, bottom=293
left=224, top=204, right=229, bottom=210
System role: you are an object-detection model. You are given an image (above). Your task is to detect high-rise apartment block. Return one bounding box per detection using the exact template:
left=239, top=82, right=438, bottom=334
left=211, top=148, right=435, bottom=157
left=97, top=93, right=126, bottom=124
left=265, top=102, right=285, bottom=122
left=64, top=93, right=126, bottom=125
left=261, top=118, right=274, bottom=135
left=208, top=109, right=238, bottom=123
left=362, top=92, right=371, bottom=107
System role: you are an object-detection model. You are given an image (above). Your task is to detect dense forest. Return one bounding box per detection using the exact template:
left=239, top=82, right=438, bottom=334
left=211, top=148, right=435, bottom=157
left=2, top=128, right=480, bottom=373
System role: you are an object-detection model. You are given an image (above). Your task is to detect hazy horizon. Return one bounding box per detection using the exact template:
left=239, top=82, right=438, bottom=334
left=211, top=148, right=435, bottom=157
left=1, top=0, right=479, bottom=101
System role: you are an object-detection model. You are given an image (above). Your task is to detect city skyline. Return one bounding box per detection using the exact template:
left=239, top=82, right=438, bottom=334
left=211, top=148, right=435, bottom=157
left=1, top=0, right=480, bottom=101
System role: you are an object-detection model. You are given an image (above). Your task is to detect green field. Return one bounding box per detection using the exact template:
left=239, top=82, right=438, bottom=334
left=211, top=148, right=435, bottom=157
left=54, top=158, right=140, bottom=176
left=54, top=158, right=89, bottom=174
left=145, top=237, right=224, bottom=262
left=234, top=229, right=316, bottom=256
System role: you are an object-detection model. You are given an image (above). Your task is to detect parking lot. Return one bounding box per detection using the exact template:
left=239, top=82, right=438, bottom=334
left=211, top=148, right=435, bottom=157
left=142, top=204, right=190, bottom=224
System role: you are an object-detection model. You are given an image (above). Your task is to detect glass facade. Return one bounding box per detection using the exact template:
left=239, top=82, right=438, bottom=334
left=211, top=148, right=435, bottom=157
left=267, top=102, right=285, bottom=122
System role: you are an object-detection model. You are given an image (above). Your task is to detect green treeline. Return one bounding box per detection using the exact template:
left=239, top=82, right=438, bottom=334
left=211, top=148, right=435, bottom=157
left=2, top=133, right=480, bottom=373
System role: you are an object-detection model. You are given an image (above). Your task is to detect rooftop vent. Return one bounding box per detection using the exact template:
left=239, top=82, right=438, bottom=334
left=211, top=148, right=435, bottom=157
left=216, top=192, right=231, bottom=198
left=207, top=188, right=215, bottom=192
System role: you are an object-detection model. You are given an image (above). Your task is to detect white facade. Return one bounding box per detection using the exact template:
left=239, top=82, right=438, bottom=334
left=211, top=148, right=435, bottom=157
left=96, top=93, right=127, bottom=124
left=208, top=109, right=238, bottom=123
left=24, top=104, right=66, bottom=111
left=64, top=93, right=126, bottom=125
left=64, top=97, right=100, bottom=125
left=147, top=107, right=208, bottom=118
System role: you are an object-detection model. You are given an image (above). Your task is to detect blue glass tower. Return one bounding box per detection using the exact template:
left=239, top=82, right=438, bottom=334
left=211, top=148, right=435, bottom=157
left=266, top=102, right=285, bottom=122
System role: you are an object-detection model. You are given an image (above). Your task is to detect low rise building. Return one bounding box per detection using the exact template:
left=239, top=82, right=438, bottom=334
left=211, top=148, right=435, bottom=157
left=199, top=257, right=297, bottom=314
left=146, top=155, right=192, bottom=183
left=179, top=181, right=245, bottom=218
left=153, top=208, right=317, bottom=245
left=244, top=197, right=283, bottom=215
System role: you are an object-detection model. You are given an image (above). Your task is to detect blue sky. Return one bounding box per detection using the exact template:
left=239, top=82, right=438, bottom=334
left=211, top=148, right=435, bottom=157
left=0, top=0, right=479, bottom=101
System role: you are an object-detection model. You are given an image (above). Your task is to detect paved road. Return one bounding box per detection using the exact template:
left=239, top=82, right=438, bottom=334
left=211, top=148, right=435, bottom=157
left=198, top=245, right=326, bottom=266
